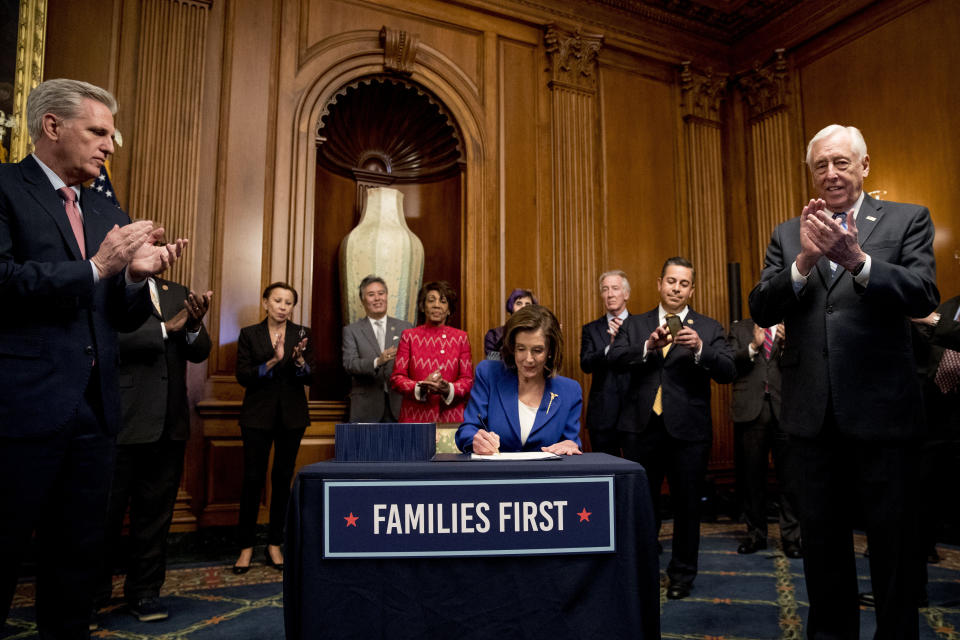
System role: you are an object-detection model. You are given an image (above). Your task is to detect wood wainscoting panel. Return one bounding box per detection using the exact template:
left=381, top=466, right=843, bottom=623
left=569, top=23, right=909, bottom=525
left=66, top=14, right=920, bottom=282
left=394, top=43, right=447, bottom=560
left=500, top=37, right=546, bottom=328
left=598, top=62, right=680, bottom=311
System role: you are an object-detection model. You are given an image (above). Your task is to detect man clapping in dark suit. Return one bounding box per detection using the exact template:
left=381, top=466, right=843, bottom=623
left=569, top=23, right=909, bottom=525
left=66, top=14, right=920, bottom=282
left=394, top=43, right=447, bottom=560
left=749, top=124, right=938, bottom=638
left=0, top=79, right=186, bottom=637
left=97, top=279, right=212, bottom=623
left=728, top=319, right=800, bottom=558
left=610, top=257, right=736, bottom=600
left=342, top=275, right=412, bottom=422
left=579, top=270, right=632, bottom=455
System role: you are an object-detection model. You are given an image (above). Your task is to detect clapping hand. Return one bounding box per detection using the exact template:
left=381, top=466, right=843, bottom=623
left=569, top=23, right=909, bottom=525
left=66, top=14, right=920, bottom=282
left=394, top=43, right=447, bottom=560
left=291, top=337, right=309, bottom=367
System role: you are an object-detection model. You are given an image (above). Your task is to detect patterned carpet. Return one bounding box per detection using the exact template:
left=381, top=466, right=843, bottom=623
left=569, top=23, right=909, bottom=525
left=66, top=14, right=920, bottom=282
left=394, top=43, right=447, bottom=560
left=3, top=522, right=959, bottom=639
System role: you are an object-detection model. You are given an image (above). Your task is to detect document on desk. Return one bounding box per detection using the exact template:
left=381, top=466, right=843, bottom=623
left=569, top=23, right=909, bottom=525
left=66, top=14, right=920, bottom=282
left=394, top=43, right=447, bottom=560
left=470, top=452, right=561, bottom=461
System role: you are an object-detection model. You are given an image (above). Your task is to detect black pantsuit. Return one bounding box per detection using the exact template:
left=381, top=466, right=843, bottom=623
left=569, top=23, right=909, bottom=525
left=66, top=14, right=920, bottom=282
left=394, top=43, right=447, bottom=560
left=238, top=425, right=306, bottom=547
left=236, top=319, right=313, bottom=550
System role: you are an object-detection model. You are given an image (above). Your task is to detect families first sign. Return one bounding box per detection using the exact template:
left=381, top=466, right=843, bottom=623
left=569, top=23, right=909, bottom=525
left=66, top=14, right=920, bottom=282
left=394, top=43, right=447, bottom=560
left=323, top=477, right=615, bottom=558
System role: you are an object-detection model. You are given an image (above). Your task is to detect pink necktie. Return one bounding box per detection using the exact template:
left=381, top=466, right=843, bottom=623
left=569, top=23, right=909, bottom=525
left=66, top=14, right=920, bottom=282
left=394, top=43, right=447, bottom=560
left=58, top=187, right=86, bottom=258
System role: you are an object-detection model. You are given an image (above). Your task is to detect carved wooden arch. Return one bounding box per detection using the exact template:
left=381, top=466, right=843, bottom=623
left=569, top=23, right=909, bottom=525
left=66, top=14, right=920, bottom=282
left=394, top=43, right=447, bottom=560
left=273, top=29, right=490, bottom=336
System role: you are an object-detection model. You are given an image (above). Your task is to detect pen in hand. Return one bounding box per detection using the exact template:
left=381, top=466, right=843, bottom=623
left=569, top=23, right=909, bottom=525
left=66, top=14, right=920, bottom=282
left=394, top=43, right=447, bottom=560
left=476, top=414, right=500, bottom=455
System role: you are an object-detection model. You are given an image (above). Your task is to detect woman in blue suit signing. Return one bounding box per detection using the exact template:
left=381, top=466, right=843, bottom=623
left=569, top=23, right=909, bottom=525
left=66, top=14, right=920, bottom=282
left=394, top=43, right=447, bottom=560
left=457, top=305, right=583, bottom=455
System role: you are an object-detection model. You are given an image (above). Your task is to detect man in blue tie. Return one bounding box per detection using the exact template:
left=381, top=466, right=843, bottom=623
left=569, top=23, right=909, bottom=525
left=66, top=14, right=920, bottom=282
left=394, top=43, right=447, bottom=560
left=749, top=124, right=938, bottom=638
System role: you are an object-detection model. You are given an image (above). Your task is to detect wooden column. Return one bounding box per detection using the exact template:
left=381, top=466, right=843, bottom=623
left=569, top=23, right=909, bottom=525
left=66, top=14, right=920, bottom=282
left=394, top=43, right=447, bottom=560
left=739, top=49, right=803, bottom=282
left=545, top=25, right=603, bottom=388
left=126, top=0, right=211, bottom=286
left=679, top=62, right=732, bottom=469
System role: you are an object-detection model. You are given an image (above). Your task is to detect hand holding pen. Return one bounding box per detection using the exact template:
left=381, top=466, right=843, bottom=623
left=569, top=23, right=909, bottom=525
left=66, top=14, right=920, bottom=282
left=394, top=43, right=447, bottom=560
left=471, top=414, right=500, bottom=455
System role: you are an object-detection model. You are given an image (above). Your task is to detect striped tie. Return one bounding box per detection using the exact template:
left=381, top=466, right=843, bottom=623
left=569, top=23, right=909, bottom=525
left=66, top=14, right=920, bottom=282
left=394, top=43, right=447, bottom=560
left=763, top=327, right=774, bottom=360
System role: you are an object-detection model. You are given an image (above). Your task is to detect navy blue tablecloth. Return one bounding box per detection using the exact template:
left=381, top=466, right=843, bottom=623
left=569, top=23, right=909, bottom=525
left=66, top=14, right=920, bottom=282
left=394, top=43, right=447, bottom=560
left=283, top=453, right=659, bottom=639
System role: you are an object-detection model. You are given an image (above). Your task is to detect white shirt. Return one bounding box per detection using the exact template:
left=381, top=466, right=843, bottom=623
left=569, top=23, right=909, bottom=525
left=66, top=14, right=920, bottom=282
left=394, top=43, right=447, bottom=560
left=517, top=399, right=538, bottom=446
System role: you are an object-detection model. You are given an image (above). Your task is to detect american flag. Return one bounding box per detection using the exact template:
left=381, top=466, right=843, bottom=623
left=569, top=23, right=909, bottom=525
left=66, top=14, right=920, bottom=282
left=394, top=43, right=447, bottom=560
left=93, top=165, right=121, bottom=208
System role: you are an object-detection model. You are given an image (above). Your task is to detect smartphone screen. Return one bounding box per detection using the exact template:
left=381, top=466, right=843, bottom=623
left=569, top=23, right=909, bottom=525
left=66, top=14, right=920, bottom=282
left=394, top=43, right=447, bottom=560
left=666, top=315, right=682, bottom=339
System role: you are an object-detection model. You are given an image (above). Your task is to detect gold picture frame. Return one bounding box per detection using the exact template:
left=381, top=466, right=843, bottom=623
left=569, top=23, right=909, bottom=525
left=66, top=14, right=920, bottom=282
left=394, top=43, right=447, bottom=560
left=2, top=0, right=46, bottom=164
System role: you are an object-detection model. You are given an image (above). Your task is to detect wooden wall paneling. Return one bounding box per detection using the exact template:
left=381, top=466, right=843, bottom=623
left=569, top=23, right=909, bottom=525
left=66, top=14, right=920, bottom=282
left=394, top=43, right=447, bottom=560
left=498, top=38, right=542, bottom=331
left=678, top=62, right=733, bottom=470
left=597, top=55, right=680, bottom=312
left=43, top=0, right=118, bottom=95
left=738, top=49, right=803, bottom=298
left=124, top=0, right=211, bottom=286
left=797, top=0, right=960, bottom=298
left=544, top=25, right=604, bottom=390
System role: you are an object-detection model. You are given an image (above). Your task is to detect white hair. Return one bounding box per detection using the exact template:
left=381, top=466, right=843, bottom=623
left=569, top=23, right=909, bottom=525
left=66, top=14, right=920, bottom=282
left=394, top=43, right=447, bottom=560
left=805, top=124, right=867, bottom=168
left=599, top=270, right=630, bottom=294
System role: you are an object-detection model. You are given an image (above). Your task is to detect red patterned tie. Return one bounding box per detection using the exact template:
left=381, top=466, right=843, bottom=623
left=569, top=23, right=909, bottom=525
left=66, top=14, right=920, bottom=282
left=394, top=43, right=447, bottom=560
left=58, top=187, right=86, bottom=258
left=763, top=327, right=774, bottom=360
left=934, top=348, right=960, bottom=394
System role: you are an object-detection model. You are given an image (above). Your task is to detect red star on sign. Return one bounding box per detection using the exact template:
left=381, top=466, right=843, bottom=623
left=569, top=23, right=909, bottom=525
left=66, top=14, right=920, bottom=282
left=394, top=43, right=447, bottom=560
left=577, top=508, right=591, bottom=522
left=344, top=512, right=359, bottom=527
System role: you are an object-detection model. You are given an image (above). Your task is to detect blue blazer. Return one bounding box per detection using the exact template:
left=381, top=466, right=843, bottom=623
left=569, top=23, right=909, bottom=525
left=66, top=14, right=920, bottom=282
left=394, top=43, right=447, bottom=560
left=456, top=360, right=583, bottom=452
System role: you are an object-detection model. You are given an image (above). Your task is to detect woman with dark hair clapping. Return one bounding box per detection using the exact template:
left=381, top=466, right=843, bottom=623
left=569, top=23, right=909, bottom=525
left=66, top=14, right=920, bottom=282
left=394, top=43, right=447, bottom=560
left=233, top=282, right=312, bottom=574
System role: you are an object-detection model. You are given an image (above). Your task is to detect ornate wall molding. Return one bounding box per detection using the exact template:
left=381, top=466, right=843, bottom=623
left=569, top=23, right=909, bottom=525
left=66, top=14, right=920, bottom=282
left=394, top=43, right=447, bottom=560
left=545, top=25, right=603, bottom=93
left=679, top=61, right=726, bottom=123
left=8, top=0, right=46, bottom=163
left=545, top=25, right=603, bottom=391
left=127, top=0, right=210, bottom=285
left=380, top=26, right=420, bottom=74
left=738, top=48, right=790, bottom=121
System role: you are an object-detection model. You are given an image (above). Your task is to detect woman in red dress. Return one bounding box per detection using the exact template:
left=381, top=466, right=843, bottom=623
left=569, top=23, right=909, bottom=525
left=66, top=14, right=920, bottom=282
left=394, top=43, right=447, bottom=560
left=390, top=281, right=473, bottom=423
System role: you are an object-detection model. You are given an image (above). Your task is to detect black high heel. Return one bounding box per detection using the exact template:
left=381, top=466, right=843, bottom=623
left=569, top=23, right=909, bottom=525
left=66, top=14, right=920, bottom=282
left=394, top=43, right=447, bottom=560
left=264, top=547, right=284, bottom=571
left=232, top=563, right=250, bottom=575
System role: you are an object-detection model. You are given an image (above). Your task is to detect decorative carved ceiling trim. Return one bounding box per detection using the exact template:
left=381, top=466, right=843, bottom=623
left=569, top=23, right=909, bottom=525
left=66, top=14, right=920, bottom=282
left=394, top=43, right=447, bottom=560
left=380, top=26, right=419, bottom=75
left=316, top=76, right=465, bottom=183
left=680, top=61, right=727, bottom=123
left=545, top=25, right=604, bottom=93
left=737, top=48, right=791, bottom=121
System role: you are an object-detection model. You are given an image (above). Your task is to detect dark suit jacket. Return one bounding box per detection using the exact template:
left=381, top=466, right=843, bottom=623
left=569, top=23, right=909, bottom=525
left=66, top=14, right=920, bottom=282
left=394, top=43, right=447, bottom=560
left=116, top=278, right=212, bottom=444
left=729, top=319, right=783, bottom=423
left=237, top=319, right=314, bottom=430
left=912, top=295, right=960, bottom=436
left=0, top=155, right=151, bottom=438
left=456, top=360, right=583, bottom=452
left=749, top=195, right=939, bottom=441
left=342, top=315, right=412, bottom=422
left=610, top=307, right=736, bottom=442
left=580, top=314, right=632, bottom=433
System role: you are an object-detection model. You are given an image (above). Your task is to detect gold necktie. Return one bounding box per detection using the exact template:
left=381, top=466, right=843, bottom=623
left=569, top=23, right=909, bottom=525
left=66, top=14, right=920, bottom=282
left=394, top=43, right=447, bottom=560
left=652, top=314, right=675, bottom=416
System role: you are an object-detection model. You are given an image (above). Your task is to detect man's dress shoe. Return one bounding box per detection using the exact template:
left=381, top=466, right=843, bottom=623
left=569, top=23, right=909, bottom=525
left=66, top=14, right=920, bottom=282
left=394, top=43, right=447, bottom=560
left=782, top=541, right=802, bottom=558
left=737, top=537, right=767, bottom=554
left=666, top=583, right=691, bottom=600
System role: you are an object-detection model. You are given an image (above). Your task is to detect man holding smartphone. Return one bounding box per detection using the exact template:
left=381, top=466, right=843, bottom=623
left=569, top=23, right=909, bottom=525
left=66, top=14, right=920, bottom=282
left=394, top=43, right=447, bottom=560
left=609, top=256, right=736, bottom=600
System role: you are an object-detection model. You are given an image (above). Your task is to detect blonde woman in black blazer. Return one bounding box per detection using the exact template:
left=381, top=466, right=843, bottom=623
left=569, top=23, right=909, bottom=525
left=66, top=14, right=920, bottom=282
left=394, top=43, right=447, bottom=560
left=233, top=282, right=313, bottom=574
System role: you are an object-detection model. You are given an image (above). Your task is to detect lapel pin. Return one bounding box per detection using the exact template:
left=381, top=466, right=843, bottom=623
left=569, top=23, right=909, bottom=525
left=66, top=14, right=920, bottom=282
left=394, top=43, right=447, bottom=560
left=866, top=215, right=877, bottom=221
left=546, top=392, right=559, bottom=414
left=687, top=318, right=693, bottom=324
left=161, top=284, right=169, bottom=291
